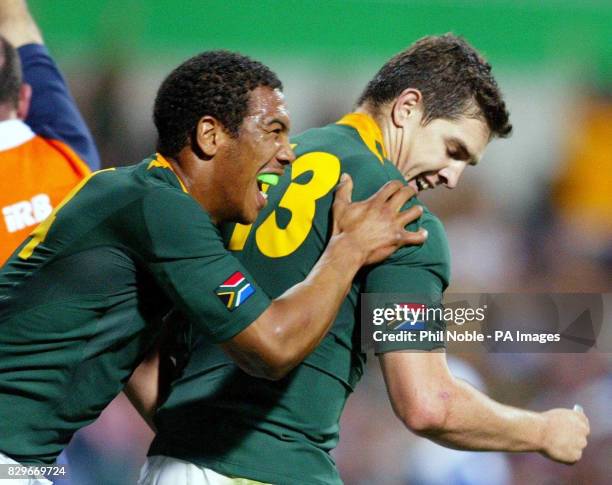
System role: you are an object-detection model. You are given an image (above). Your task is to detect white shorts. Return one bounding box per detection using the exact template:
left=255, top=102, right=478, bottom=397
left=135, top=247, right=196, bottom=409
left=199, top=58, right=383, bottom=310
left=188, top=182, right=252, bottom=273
left=138, top=456, right=270, bottom=485
left=0, top=452, right=52, bottom=485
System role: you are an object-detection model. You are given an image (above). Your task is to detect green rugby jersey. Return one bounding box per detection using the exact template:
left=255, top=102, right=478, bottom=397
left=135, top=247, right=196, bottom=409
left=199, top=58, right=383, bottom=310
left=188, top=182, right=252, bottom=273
left=0, top=155, right=270, bottom=465
left=151, top=114, right=451, bottom=485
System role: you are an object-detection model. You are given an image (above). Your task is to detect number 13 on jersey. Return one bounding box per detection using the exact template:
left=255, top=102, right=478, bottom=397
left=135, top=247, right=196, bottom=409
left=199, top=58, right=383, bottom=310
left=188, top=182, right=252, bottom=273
left=229, top=152, right=341, bottom=258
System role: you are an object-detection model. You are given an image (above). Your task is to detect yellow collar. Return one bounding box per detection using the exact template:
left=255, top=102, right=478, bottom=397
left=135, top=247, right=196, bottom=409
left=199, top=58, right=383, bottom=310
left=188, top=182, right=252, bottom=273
left=148, top=153, right=189, bottom=193
left=336, top=112, right=388, bottom=163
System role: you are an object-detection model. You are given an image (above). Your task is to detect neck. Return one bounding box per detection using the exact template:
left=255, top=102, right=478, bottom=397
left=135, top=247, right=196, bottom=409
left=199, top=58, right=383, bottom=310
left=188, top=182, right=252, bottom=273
left=355, top=103, right=409, bottom=172
left=168, top=150, right=222, bottom=224
left=0, top=105, right=17, bottom=121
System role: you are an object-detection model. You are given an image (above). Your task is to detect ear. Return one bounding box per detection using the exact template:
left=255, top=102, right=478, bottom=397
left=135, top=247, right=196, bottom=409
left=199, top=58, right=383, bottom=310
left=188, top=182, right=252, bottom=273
left=17, top=83, right=32, bottom=120
left=391, top=88, right=422, bottom=127
left=194, top=115, right=230, bottom=158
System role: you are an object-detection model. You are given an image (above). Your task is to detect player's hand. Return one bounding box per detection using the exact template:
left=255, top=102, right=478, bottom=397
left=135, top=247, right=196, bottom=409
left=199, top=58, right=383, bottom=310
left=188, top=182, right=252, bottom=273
left=331, top=174, right=427, bottom=266
left=539, top=407, right=590, bottom=464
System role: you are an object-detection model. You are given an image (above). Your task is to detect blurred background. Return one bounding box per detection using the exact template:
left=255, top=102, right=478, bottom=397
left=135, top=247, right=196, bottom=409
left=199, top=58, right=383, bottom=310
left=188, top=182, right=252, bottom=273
left=30, top=0, right=611, bottom=483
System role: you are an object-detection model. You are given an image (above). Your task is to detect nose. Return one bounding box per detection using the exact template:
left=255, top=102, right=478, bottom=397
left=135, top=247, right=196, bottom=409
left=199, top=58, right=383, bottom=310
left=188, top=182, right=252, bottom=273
left=277, top=141, right=296, bottom=166
left=437, top=162, right=466, bottom=189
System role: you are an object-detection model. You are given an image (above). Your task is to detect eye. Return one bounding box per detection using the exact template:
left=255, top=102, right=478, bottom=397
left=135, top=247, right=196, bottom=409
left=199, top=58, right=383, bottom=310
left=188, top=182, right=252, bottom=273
left=267, top=127, right=283, bottom=137
left=447, top=146, right=469, bottom=162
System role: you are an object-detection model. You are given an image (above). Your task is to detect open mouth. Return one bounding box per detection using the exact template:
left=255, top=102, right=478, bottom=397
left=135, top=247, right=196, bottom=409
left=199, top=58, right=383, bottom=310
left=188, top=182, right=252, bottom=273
left=256, top=179, right=268, bottom=200
left=408, top=175, right=433, bottom=194
left=256, top=170, right=282, bottom=196
left=415, top=177, right=432, bottom=191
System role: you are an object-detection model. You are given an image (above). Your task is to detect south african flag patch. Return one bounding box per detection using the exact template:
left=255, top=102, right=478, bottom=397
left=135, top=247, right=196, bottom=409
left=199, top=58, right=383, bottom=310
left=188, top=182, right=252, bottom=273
left=215, top=271, right=255, bottom=311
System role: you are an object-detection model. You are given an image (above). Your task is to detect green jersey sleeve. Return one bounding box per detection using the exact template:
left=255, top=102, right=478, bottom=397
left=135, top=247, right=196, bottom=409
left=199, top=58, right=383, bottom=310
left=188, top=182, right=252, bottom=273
left=359, top=178, right=451, bottom=353
left=137, top=188, right=271, bottom=342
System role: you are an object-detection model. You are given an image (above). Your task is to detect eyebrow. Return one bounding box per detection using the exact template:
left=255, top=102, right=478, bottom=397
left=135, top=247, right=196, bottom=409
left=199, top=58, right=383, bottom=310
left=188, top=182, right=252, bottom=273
left=448, top=137, right=479, bottom=166
left=265, top=117, right=290, bottom=132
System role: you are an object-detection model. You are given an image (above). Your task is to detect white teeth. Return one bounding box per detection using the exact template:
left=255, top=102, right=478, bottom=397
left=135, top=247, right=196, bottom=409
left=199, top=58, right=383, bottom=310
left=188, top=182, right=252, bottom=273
left=416, top=177, right=430, bottom=190
left=260, top=191, right=268, bottom=200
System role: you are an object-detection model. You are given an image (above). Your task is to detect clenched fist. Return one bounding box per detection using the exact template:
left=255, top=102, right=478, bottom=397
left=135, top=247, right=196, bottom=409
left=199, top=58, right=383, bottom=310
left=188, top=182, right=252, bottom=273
left=540, top=407, right=590, bottom=464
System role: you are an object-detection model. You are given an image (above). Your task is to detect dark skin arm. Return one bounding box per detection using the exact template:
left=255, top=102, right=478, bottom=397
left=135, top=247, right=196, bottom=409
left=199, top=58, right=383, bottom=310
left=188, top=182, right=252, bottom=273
left=124, top=342, right=162, bottom=431
left=124, top=320, right=177, bottom=432
left=221, top=176, right=425, bottom=380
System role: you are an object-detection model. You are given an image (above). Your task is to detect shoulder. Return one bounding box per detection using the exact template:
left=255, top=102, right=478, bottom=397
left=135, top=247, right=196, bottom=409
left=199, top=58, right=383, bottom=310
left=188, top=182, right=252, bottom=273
left=140, top=186, right=212, bottom=227
left=418, top=208, right=450, bottom=263
left=385, top=206, right=450, bottom=288
left=290, top=121, right=449, bottom=281
left=139, top=185, right=221, bottom=248
left=86, top=160, right=219, bottom=244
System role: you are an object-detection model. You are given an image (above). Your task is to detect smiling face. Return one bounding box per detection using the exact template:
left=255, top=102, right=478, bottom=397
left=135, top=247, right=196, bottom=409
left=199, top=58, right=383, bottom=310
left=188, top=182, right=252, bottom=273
left=399, top=110, right=491, bottom=194
left=214, top=86, right=294, bottom=223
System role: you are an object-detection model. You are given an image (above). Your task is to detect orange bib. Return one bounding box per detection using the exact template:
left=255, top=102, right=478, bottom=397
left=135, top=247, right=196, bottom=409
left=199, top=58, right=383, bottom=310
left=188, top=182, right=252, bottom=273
left=1, top=135, right=90, bottom=264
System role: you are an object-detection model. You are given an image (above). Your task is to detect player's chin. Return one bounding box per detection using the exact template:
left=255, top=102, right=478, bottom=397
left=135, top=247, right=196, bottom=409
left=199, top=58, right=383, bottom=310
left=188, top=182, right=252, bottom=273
left=236, top=182, right=267, bottom=224
left=239, top=202, right=262, bottom=225
left=239, top=212, right=258, bottom=225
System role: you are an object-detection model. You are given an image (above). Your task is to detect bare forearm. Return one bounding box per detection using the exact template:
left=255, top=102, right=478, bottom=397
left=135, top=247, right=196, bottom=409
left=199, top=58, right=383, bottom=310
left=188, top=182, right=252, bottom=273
left=424, top=378, right=545, bottom=452
left=0, top=0, right=43, bottom=47
left=224, top=179, right=425, bottom=379
left=382, top=352, right=589, bottom=463
left=266, top=234, right=363, bottom=361
left=224, top=234, right=364, bottom=379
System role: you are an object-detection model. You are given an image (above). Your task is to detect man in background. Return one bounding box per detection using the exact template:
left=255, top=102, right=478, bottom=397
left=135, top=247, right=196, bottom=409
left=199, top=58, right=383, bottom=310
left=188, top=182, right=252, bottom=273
left=0, top=0, right=99, bottom=263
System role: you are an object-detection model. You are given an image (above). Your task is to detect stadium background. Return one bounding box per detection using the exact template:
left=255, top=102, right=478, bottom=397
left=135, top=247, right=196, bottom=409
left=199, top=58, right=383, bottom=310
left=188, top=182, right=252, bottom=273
left=30, top=1, right=611, bottom=483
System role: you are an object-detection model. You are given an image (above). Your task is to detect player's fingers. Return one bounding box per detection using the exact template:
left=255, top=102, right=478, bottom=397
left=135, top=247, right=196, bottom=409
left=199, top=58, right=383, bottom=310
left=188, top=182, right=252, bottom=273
left=332, top=174, right=353, bottom=219
left=397, top=205, right=424, bottom=227
left=332, top=174, right=353, bottom=234
left=573, top=404, right=590, bottom=427
left=369, top=180, right=404, bottom=206
left=583, top=416, right=591, bottom=435
left=333, top=173, right=353, bottom=207
left=574, top=451, right=583, bottom=463
left=387, top=185, right=417, bottom=212
left=399, top=228, right=428, bottom=246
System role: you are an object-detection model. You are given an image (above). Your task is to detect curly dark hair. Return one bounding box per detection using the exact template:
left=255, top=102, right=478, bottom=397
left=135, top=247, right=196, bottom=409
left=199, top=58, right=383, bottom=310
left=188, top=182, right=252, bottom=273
left=358, top=34, right=512, bottom=138
left=0, top=35, right=22, bottom=109
left=154, top=50, right=282, bottom=157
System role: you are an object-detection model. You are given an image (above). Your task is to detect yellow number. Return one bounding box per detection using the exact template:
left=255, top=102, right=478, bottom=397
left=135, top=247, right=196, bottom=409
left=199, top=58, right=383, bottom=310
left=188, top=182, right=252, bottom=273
left=227, top=151, right=341, bottom=256
left=227, top=220, right=253, bottom=251
left=18, top=169, right=115, bottom=260
left=255, top=152, right=340, bottom=258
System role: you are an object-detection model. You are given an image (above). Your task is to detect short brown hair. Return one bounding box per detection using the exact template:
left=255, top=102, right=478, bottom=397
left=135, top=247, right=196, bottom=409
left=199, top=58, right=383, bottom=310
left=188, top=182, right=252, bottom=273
left=358, top=33, right=512, bottom=138
left=0, top=36, right=21, bottom=109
